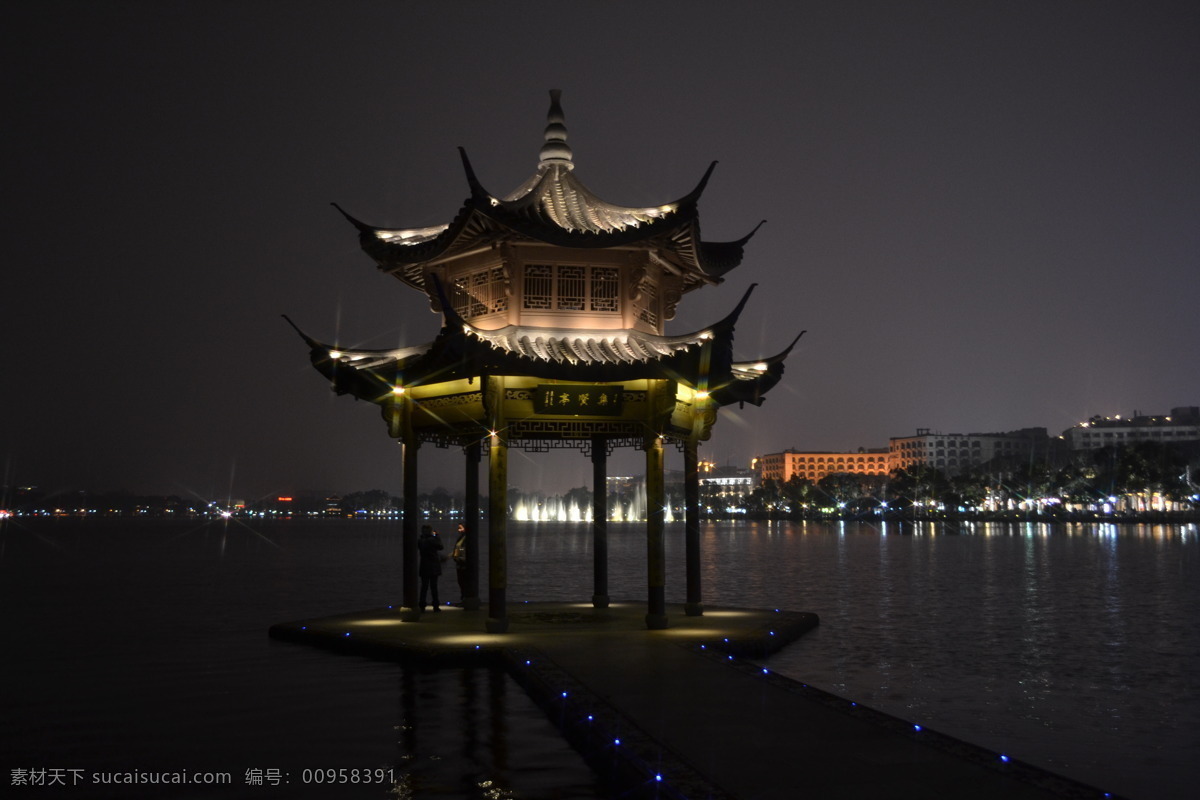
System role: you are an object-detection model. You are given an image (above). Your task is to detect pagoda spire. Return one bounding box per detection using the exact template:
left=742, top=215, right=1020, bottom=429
left=538, top=89, right=573, bottom=170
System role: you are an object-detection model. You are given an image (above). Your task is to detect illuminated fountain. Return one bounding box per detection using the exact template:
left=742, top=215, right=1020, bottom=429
left=512, top=486, right=677, bottom=523
left=513, top=496, right=593, bottom=522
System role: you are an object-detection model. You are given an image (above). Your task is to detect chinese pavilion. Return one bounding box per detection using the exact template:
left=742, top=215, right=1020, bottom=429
left=288, top=91, right=802, bottom=632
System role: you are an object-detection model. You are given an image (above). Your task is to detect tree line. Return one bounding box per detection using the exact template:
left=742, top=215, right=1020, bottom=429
left=743, top=441, right=1198, bottom=517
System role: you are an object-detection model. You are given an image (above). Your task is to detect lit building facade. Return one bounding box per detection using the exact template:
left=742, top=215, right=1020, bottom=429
left=698, top=463, right=758, bottom=510
left=1063, top=406, right=1200, bottom=451
left=755, top=449, right=890, bottom=483
left=888, top=428, right=1047, bottom=476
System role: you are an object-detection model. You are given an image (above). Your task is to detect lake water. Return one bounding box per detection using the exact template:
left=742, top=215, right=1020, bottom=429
left=1, top=518, right=1196, bottom=799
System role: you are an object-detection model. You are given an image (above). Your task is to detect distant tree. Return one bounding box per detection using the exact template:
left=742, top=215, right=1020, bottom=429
left=817, top=473, right=865, bottom=506
left=743, top=478, right=782, bottom=512
left=423, top=486, right=456, bottom=516
left=341, top=489, right=396, bottom=513
left=563, top=486, right=592, bottom=514
left=782, top=476, right=817, bottom=514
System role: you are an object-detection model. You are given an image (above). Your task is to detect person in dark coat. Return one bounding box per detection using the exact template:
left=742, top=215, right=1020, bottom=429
left=417, top=525, right=444, bottom=612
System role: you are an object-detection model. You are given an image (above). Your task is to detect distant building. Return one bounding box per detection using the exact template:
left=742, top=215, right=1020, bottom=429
left=1062, top=406, right=1200, bottom=451
left=888, top=428, right=1048, bottom=476
left=754, top=449, right=891, bottom=483
left=698, top=462, right=758, bottom=509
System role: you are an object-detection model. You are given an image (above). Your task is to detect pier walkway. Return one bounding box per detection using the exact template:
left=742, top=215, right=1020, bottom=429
left=269, top=603, right=1121, bottom=800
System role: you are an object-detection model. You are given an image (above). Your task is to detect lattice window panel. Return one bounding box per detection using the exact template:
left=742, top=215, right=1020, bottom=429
left=523, top=264, right=554, bottom=310
left=451, top=275, right=472, bottom=318
left=489, top=267, right=508, bottom=313
left=556, top=265, right=586, bottom=310
left=590, top=267, right=619, bottom=312
left=453, top=267, right=508, bottom=319
left=636, top=281, right=659, bottom=327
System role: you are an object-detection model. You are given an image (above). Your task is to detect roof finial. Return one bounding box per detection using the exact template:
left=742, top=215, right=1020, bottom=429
left=538, top=89, right=574, bottom=170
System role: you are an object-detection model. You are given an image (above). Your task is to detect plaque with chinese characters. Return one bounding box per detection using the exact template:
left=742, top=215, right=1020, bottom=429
left=533, top=385, right=625, bottom=416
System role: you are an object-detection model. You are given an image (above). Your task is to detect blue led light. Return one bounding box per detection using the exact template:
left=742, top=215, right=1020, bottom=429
left=700, top=644, right=706, bottom=649
left=850, top=702, right=857, bottom=707
left=655, top=774, right=662, bottom=782
left=614, top=738, right=621, bottom=746
left=475, top=645, right=480, bottom=649
left=1000, top=754, right=1010, bottom=763
left=561, top=691, right=568, bottom=698
left=727, top=655, right=733, bottom=660
left=587, top=715, right=594, bottom=721
left=344, top=632, right=350, bottom=637
left=761, top=668, right=769, bottom=674
left=723, top=638, right=729, bottom=642
left=769, top=631, right=776, bottom=636
left=301, top=626, right=306, bottom=630
left=913, top=724, right=921, bottom=732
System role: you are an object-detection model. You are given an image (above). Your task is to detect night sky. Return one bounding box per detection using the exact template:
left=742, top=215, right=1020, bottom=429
left=5, top=1, right=1198, bottom=503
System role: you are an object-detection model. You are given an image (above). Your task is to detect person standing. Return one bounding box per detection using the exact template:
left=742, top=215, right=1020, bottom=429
left=451, top=523, right=468, bottom=605
left=417, top=525, right=443, bottom=612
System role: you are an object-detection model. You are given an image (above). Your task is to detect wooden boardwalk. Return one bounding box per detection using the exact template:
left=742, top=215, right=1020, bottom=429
left=270, top=602, right=1123, bottom=800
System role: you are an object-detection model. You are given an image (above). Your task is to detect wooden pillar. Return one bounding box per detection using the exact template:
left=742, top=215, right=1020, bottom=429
left=683, top=437, right=703, bottom=616
left=485, top=376, right=508, bottom=633
left=590, top=435, right=609, bottom=608
left=645, top=434, right=668, bottom=629
left=462, top=439, right=481, bottom=611
left=401, top=438, right=421, bottom=621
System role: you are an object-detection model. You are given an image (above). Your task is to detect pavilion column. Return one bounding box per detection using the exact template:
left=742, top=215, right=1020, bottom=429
left=462, top=439, right=481, bottom=611
left=485, top=376, right=509, bottom=633
left=645, top=434, right=668, bottom=629
left=590, top=435, right=609, bottom=609
left=683, top=436, right=703, bottom=616
left=400, top=438, right=421, bottom=621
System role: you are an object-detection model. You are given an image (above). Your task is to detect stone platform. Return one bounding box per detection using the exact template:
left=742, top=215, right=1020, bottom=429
left=269, top=602, right=1124, bottom=799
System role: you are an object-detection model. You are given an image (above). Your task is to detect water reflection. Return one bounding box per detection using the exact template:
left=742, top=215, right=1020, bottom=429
left=391, top=667, right=601, bottom=799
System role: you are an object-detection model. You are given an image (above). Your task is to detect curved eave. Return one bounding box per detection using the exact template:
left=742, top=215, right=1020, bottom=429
left=715, top=330, right=805, bottom=407
left=696, top=220, right=765, bottom=280
left=284, top=316, right=434, bottom=400
left=496, top=162, right=711, bottom=233
left=462, top=323, right=715, bottom=367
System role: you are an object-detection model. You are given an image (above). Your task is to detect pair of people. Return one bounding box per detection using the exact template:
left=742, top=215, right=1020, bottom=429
left=417, top=523, right=469, bottom=612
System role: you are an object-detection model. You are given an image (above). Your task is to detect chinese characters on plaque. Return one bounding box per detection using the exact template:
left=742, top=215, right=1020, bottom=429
left=534, top=385, right=625, bottom=416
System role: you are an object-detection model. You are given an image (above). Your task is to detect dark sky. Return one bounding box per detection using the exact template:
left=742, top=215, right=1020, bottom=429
left=5, top=1, right=1198, bottom=502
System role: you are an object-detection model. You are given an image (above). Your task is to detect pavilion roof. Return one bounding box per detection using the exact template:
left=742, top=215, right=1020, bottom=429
left=285, top=285, right=801, bottom=410
left=333, top=91, right=762, bottom=293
